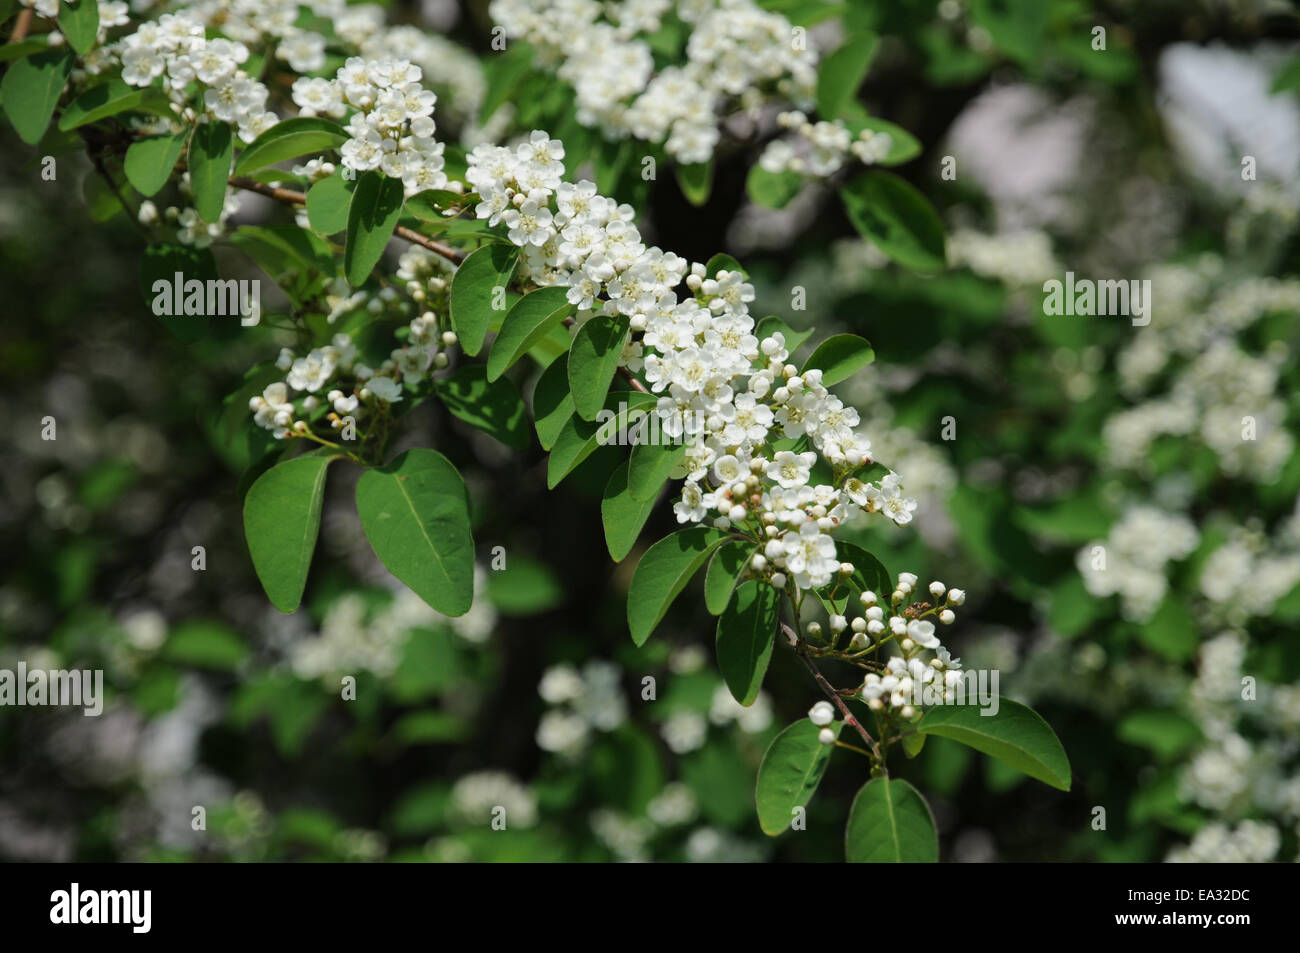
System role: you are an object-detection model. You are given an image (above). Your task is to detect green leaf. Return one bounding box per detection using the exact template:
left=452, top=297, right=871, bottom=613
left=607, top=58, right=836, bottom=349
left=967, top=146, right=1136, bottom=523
left=746, top=164, right=803, bottom=208
left=243, top=451, right=340, bottom=612
left=755, top=315, right=815, bottom=355
left=568, top=314, right=629, bottom=420
left=305, top=173, right=356, bottom=234
left=356, top=449, right=475, bottom=616
left=404, top=189, right=473, bottom=221
left=627, top=439, right=686, bottom=502
left=816, top=32, right=878, bottom=119
left=546, top=391, right=655, bottom=490
left=676, top=160, right=713, bottom=206
left=531, top=356, right=574, bottom=451
left=704, top=539, right=754, bottom=615
left=436, top=364, right=530, bottom=450
left=2, top=48, right=73, bottom=144
left=715, top=581, right=779, bottom=705
left=0, top=40, right=47, bottom=65
left=124, top=130, right=188, bottom=197
left=485, top=554, right=564, bottom=616
left=917, top=697, right=1071, bottom=791
left=755, top=719, right=839, bottom=835
left=705, top=252, right=746, bottom=278
left=844, top=114, right=922, bottom=165
left=488, top=285, right=572, bottom=381
left=479, top=44, right=533, bottom=123
left=601, top=460, right=658, bottom=562
left=450, top=242, right=519, bottom=357
left=800, top=333, right=875, bottom=386
left=164, top=620, right=248, bottom=670
left=1273, top=53, right=1300, bottom=94
left=626, top=526, right=729, bottom=646
left=1139, top=594, right=1197, bottom=661
left=233, top=117, right=347, bottom=176
left=1117, top=710, right=1202, bottom=761
left=845, top=778, right=938, bottom=862
left=58, top=79, right=165, bottom=131
left=825, top=541, right=891, bottom=610
left=189, top=121, right=234, bottom=223
left=58, top=0, right=99, bottom=55
left=841, top=171, right=946, bottom=272
left=344, top=171, right=404, bottom=286
left=138, top=243, right=216, bottom=342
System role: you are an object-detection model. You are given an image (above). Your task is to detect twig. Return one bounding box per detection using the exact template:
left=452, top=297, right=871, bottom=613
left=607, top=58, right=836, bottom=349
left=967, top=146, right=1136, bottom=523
left=227, top=176, right=464, bottom=264
left=784, top=622, right=882, bottom=762
left=8, top=9, right=32, bottom=44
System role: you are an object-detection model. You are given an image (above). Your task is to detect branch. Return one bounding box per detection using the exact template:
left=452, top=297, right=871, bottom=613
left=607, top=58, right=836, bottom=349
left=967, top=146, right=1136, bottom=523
left=228, top=176, right=464, bottom=264
left=8, top=9, right=31, bottom=44
left=783, top=622, right=882, bottom=763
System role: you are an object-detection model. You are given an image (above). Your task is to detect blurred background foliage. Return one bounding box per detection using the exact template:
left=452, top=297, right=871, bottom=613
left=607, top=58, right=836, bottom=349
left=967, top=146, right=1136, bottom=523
left=3, top=0, right=1300, bottom=861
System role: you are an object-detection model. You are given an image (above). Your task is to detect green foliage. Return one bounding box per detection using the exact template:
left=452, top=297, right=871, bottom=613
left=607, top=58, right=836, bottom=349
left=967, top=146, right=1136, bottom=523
left=355, top=449, right=475, bottom=616
left=845, top=778, right=938, bottom=862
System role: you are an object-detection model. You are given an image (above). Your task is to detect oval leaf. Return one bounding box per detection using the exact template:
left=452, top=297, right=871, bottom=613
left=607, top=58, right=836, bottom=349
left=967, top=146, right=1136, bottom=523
left=58, top=79, right=165, bottom=131
left=845, top=778, right=938, bottom=862
left=817, top=33, right=878, bottom=119
left=189, top=121, right=234, bottom=223
left=756, top=719, right=840, bottom=835
left=344, top=171, right=405, bottom=286
left=3, top=48, right=74, bottom=145
left=801, top=333, right=875, bottom=386
left=715, top=580, right=779, bottom=705
left=627, top=526, right=729, bottom=646
left=488, top=285, right=572, bottom=381
left=627, top=439, right=686, bottom=502
left=305, top=174, right=356, bottom=234
left=916, top=697, right=1071, bottom=791
left=355, top=449, right=475, bottom=616
left=841, top=171, right=946, bottom=272
left=124, top=130, right=188, bottom=197
left=436, top=364, right=529, bottom=450
left=568, top=314, right=629, bottom=420
left=58, top=0, right=100, bottom=55
left=243, top=451, right=340, bottom=612
left=601, top=461, right=658, bottom=563
left=704, top=539, right=755, bottom=615
left=531, top=355, right=574, bottom=451
left=233, top=117, right=347, bottom=176
left=450, top=242, right=519, bottom=357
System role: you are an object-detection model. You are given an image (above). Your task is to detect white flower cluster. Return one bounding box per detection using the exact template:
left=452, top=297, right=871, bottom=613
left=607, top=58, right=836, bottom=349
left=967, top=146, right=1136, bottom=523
left=451, top=771, right=537, bottom=828
left=1171, top=631, right=1300, bottom=849
left=947, top=228, right=1061, bottom=287
left=535, top=660, right=628, bottom=755
left=294, top=57, right=450, bottom=197
left=1108, top=257, right=1299, bottom=481
left=1106, top=339, right=1292, bottom=481
left=1076, top=506, right=1199, bottom=622
left=759, top=111, right=892, bottom=178
left=463, top=127, right=916, bottom=593
left=250, top=313, right=455, bottom=439
left=489, top=0, right=816, bottom=163
left=291, top=580, right=497, bottom=679
left=108, top=11, right=277, bottom=145
left=1198, top=527, right=1300, bottom=624
left=1166, top=820, right=1280, bottom=863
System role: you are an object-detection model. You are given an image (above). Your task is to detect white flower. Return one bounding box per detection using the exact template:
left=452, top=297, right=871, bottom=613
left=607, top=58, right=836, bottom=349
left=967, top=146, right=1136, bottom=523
left=366, top=376, right=404, bottom=402
left=808, top=701, right=835, bottom=726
